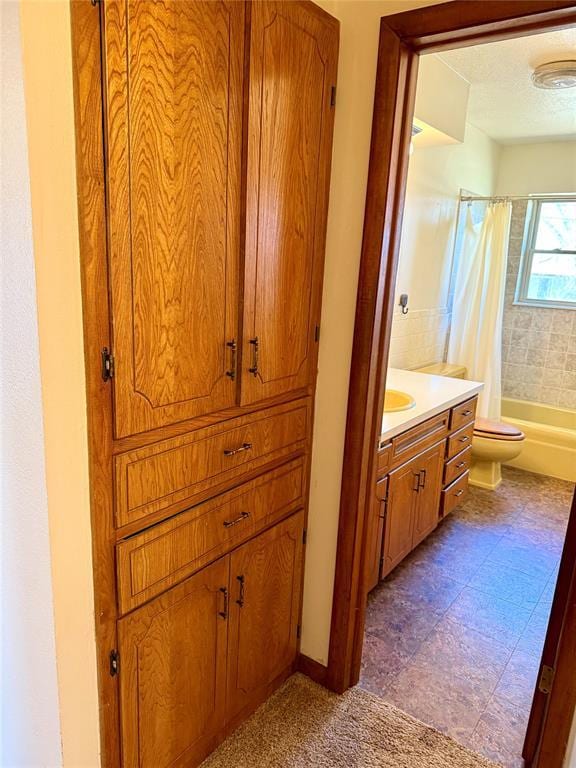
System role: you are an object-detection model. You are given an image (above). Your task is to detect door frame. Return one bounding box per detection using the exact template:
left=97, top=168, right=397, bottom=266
left=327, top=3, right=576, bottom=767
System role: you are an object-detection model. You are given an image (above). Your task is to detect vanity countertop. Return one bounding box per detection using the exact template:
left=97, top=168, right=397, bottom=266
left=380, top=368, right=484, bottom=444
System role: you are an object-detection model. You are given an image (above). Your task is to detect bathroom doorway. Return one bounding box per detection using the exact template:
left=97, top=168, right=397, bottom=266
left=327, top=3, right=576, bottom=768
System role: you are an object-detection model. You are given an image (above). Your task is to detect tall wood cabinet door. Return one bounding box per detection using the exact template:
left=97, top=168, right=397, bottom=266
left=241, top=1, right=339, bottom=405
left=412, top=441, right=445, bottom=548
left=118, top=557, right=230, bottom=768
left=102, top=1, right=244, bottom=438
left=226, top=511, right=304, bottom=721
left=381, top=458, right=419, bottom=578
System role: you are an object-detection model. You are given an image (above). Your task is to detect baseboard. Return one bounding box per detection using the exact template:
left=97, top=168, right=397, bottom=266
left=297, top=653, right=329, bottom=686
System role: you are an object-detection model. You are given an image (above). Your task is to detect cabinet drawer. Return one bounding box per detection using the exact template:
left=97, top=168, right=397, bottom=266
left=444, top=446, right=472, bottom=487
left=377, top=443, right=392, bottom=476
left=441, top=471, right=470, bottom=517
left=450, top=396, right=478, bottom=431
left=115, top=400, right=309, bottom=529
left=390, top=411, right=449, bottom=470
left=446, top=421, right=475, bottom=459
left=116, top=459, right=305, bottom=613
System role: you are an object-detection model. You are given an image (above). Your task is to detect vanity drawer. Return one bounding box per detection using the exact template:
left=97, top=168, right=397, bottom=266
left=446, top=422, right=475, bottom=460
left=441, top=471, right=470, bottom=517
left=390, top=411, right=449, bottom=470
left=444, top=446, right=472, bottom=487
left=377, top=443, right=392, bottom=476
left=450, top=396, right=478, bottom=431
left=114, top=400, right=309, bottom=529
left=116, top=459, right=306, bottom=613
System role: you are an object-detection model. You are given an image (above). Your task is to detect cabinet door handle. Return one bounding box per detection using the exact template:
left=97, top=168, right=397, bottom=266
left=219, top=587, right=229, bottom=619
left=454, top=489, right=465, bottom=498
left=413, top=473, right=420, bottom=492
left=236, top=575, right=245, bottom=607
left=223, top=442, right=252, bottom=457
left=223, top=511, right=250, bottom=528
left=419, top=469, right=426, bottom=489
left=226, top=339, right=237, bottom=380
left=249, top=337, right=259, bottom=376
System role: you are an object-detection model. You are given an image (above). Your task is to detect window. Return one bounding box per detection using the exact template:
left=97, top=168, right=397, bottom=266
left=516, top=198, right=576, bottom=309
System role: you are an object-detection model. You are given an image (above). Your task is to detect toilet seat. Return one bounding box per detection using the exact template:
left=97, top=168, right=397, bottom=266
left=474, top=417, right=525, bottom=442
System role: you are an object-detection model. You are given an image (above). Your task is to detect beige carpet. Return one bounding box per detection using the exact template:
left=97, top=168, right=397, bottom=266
left=202, top=674, right=499, bottom=767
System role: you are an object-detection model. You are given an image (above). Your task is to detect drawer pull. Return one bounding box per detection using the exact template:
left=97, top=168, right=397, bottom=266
left=461, top=409, right=473, bottom=417
left=459, top=436, right=470, bottom=443
left=223, top=442, right=252, bottom=457
left=456, top=461, right=466, bottom=469
left=236, top=575, right=245, bottom=608
left=454, top=489, right=465, bottom=498
left=223, top=511, right=250, bottom=528
left=219, top=587, right=229, bottom=619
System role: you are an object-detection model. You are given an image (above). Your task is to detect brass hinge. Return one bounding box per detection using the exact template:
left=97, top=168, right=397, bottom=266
left=101, top=347, right=115, bottom=381
left=538, top=664, right=554, bottom=694
left=296, top=624, right=301, bottom=640
left=109, top=649, right=119, bottom=677
left=330, top=86, right=336, bottom=108
left=91, top=0, right=101, bottom=6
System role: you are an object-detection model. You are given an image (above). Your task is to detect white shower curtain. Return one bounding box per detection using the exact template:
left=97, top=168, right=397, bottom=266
left=447, top=201, right=512, bottom=420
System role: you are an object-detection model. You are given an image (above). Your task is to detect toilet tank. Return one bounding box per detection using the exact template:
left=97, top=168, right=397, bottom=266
left=416, top=362, right=467, bottom=379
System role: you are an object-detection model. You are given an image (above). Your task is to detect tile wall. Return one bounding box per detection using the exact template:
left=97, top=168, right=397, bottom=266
left=502, top=200, right=576, bottom=410
left=388, top=307, right=451, bottom=371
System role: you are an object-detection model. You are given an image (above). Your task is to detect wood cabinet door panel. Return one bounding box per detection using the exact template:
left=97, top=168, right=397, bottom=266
left=381, top=459, right=418, bottom=578
left=226, top=510, right=304, bottom=720
left=102, top=0, right=244, bottom=437
left=241, top=1, right=338, bottom=405
left=412, top=440, right=445, bottom=548
left=118, top=557, right=229, bottom=768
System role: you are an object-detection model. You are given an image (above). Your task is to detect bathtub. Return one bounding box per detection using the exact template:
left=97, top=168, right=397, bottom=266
left=501, top=398, right=576, bottom=482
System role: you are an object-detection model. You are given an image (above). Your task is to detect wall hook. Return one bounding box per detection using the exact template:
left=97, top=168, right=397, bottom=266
left=399, top=294, right=409, bottom=315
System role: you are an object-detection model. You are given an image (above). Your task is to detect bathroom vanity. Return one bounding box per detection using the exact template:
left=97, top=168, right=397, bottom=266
left=366, top=369, right=483, bottom=590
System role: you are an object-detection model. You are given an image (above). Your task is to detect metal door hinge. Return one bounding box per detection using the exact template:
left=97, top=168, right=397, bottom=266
left=296, top=624, right=301, bottom=640
left=101, top=347, right=115, bottom=381
left=314, top=325, right=320, bottom=342
left=303, top=529, right=307, bottom=545
left=109, top=649, right=119, bottom=677
left=538, top=664, right=554, bottom=694
left=330, top=86, right=336, bottom=107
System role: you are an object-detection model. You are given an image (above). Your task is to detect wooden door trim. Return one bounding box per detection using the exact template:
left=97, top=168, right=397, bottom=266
left=327, top=5, right=576, bottom=768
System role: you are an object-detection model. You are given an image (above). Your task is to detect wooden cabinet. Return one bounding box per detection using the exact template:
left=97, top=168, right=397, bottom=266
left=411, top=441, right=445, bottom=548
left=118, top=511, right=303, bottom=768
left=102, top=0, right=245, bottom=438
left=118, top=558, right=229, bottom=768
left=241, top=1, right=338, bottom=405
left=373, top=394, right=478, bottom=584
left=227, top=511, right=304, bottom=721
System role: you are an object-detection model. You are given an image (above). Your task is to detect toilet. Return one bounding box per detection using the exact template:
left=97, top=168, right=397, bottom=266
left=416, top=363, right=526, bottom=490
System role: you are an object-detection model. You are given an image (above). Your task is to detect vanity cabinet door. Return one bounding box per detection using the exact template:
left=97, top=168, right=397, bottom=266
left=381, top=458, right=419, bottom=578
left=241, top=0, right=338, bottom=405
left=366, top=477, right=387, bottom=591
left=412, top=441, right=445, bottom=548
left=226, top=511, right=304, bottom=722
left=102, top=0, right=244, bottom=437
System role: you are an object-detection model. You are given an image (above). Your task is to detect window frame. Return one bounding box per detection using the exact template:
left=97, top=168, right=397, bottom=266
left=515, top=196, right=576, bottom=311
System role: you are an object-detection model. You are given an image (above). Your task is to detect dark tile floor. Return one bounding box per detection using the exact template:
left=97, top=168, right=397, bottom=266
left=359, top=467, right=574, bottom=767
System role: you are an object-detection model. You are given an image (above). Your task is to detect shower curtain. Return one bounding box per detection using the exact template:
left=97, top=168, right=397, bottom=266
left=447, top=200, right=512, bottom=420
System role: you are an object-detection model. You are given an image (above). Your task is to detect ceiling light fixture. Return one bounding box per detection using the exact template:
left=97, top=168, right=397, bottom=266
left=532, top=60, right=576, bottom=89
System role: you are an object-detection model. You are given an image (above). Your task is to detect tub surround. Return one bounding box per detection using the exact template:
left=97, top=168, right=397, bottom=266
left=381, top=368, right=483, bottom=444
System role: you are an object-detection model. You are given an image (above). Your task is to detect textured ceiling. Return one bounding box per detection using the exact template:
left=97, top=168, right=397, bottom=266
left=436, top=29, right=576, bottom=144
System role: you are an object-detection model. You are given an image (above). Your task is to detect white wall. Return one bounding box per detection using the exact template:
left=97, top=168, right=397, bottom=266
left=19, top=1, right=101, bottom=765
left=496, top=140, right=576, bottom=196
left=0, top=2, right=62, bottom=765
left=388, top=122, right=500, bottom=370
